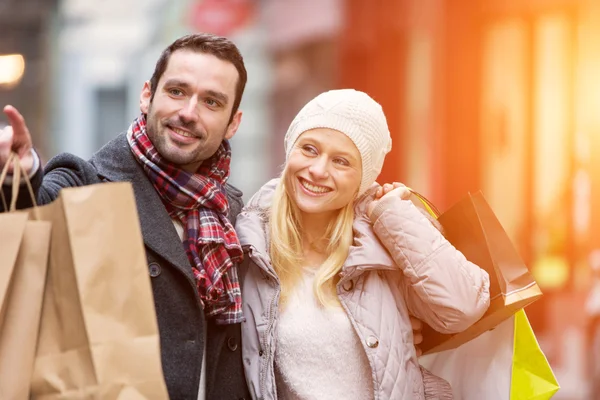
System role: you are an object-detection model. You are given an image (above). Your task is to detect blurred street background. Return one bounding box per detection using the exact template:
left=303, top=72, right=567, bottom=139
left=2, top=0, right=600, bottom=398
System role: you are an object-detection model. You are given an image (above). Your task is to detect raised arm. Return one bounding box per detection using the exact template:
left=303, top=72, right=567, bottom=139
left=368, top=187, right=490, bottom=334
left=1, top=105, right=99, bottom=210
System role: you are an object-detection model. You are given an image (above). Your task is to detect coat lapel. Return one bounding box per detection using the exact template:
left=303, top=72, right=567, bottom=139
left=90, top=134, right=194, bottom=281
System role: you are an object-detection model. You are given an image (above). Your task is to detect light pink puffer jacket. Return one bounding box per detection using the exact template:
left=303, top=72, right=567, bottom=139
left=236, top=179, right=490, bottom=400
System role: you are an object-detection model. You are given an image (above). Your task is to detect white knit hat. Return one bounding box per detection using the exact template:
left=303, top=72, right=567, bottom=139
left=284, top=89, right=392, bottom=195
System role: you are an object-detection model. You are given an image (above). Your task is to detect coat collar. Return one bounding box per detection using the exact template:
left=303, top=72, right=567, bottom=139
left=89, top=133, right=193, bottom=280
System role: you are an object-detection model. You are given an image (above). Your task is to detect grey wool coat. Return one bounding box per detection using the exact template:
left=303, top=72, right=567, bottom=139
left=2, top=133, right=251, bottom=400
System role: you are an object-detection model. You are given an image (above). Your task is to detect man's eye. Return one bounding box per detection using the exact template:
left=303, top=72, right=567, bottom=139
left=169, top=89, right=183, bottom=96
left=206, top=99, right=218, bottom=107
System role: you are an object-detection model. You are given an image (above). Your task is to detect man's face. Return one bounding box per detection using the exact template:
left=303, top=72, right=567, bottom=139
left=140, top=50, right=242, bottom=172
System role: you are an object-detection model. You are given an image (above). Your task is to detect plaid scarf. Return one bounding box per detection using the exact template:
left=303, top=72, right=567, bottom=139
left=127, top=115, right=244, bottom=324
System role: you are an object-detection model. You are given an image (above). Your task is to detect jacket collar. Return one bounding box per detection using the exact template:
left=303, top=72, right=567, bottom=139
left=235, top=179, right=276, bottom=278
left=235, top=178, right=396, bottom=281
left=90, top=133, right=193, bottom=279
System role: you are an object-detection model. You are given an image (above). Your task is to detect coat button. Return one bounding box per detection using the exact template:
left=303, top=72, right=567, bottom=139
left=366, top=336, right=379, bottom=348
left=259, top=350, right=264, bottom=356
left=227, top=336, right=238, bottom=351
left=148, top=263, right=161, bottom=277
left=342, top=280, right=354, bottom=292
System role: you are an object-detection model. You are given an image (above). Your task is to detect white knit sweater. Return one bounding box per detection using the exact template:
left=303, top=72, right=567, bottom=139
left=274, top=268, right=373, bottom=400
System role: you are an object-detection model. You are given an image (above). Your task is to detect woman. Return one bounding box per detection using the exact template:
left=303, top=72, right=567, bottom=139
left=236, top=89, right=491, bottom=399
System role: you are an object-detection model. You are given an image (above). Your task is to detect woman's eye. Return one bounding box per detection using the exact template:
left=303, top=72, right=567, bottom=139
left=302, top=145, right=317, bottom=154
left=334, top=158, right=349, bottom=166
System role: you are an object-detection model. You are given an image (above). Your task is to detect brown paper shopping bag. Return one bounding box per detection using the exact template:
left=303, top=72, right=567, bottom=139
left=0, top=218, right=51, bottom=400
left=29, top=182, right=169, bottom=399
left=0, top=153, right=51, bottom=400
left=411, top=191, right=542, bottom=355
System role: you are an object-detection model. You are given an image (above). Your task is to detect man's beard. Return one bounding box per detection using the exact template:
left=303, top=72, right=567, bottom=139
left=145, top=111, right=227, bottom=169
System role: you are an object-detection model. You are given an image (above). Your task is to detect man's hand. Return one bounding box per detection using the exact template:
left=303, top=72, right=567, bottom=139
left=0, top=105, right=34, bottom=175
left=410, top=315, right=424, bottom=357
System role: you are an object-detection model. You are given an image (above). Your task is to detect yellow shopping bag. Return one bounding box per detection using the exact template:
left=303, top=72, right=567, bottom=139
left=511, top=310, right=559, bottom=399
left=420, top=310, right=559, bottom=399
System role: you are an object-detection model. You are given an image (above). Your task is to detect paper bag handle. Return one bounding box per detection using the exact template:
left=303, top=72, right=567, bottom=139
left=407, top=187, right=441, bottom=219
left=0, top=151, right=38, bottom=216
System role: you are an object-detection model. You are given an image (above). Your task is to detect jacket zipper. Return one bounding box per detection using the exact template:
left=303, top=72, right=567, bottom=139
left=247, top=248, right=280, bottom=399
left=260, top=286, right=280, bottom=399
left=337, top=280, right=379, bottom=400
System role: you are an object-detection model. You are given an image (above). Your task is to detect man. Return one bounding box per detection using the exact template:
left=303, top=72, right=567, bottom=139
left=0, top=33, right=249, bottom=400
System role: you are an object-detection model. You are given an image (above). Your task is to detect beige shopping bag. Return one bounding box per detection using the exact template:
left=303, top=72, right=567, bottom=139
left=0, top=153, right=51, bottom=400
left=29, top=181, right=168, bottom=399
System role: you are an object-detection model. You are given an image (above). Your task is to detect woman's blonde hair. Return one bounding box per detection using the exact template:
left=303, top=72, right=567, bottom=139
left=269, top=172, right=356, bottom=307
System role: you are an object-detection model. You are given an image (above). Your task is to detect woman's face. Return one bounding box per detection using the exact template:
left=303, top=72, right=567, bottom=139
left=284, top=128, right=362, bottom=221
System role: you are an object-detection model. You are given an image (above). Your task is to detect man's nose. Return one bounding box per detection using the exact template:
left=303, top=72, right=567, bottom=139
left=179, top=96, right=199, bottom=123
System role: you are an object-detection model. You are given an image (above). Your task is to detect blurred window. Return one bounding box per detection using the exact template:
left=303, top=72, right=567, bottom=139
left=94, top=86, right=128, bottom=148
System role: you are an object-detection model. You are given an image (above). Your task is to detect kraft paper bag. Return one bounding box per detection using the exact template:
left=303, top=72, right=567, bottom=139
left=0, top=153, right=51, bottom=400
left=0, top=218, right=51, bottom=400
left=30, top=182, right=169, bottom=399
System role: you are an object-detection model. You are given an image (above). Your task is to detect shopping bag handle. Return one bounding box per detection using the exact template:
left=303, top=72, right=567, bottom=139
left=407, top=188, right=441, bottom=219
left=0, top=152, right=38, bottom=215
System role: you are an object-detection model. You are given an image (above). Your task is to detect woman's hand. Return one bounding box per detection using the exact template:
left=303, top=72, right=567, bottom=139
left=367, top=182, right=411, bottom=219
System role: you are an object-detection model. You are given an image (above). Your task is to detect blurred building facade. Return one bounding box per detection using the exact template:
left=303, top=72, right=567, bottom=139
left=0, top=0, right=58, bottom=156
left=338, top=0, right=600, bottom=397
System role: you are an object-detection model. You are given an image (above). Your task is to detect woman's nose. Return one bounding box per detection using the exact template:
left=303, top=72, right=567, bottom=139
left=308, top=157, right=330, bottom=179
